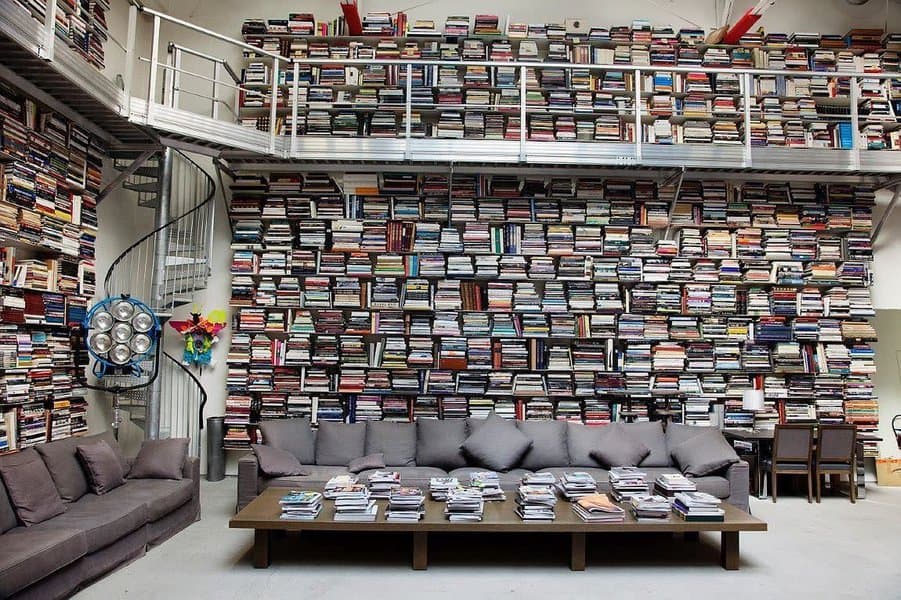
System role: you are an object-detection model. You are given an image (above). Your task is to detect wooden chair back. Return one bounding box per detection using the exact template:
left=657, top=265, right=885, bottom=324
left=816, top=424, right=857, bottom=465
left=773, top=424, right=814, bottom=464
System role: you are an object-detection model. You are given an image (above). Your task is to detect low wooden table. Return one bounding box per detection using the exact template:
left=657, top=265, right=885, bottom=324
left=230, top=488, right=767, bottom=571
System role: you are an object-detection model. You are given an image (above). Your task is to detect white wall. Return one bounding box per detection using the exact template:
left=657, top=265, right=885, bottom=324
left=92, top=0, right=901, bottom=472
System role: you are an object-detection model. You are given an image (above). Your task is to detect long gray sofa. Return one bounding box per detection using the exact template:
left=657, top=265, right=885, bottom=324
left=237, top=419, right=750, bottom=512
left=0, top=432, right=200, bottom=600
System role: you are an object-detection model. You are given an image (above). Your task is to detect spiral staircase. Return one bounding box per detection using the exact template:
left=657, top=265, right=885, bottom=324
left=99, top=147, right=216, bottom=456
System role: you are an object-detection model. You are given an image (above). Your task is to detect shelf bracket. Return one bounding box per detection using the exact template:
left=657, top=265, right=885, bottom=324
left=871, top=184, right=901, bottom=246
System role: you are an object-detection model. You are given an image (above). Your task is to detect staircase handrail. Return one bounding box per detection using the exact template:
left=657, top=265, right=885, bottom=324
left=162, top=350, right=208, bottom=433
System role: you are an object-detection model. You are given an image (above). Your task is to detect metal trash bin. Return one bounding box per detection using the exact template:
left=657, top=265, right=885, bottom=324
left=206, top=416, right=226, bottom=482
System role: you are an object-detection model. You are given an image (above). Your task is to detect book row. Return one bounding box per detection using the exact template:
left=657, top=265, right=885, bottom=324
left=14, top=1, right=110, bottom=70
left=0, top=398, right=88, bottom=452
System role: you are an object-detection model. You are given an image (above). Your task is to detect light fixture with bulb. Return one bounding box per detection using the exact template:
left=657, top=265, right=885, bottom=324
left=82, top=295, right=161, bottom=380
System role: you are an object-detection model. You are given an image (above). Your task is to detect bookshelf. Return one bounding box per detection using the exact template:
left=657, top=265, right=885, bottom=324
left=237, top=15, right=901, bottom=152
left=225, top=172, right=879, bottom=456
left=13, top=0, right=111, bottom=70
left=0, top=78, right=100, bottom=452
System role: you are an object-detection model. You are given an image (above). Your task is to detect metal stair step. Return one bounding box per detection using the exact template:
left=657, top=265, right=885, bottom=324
left=124, top=181, right=161, bottom=193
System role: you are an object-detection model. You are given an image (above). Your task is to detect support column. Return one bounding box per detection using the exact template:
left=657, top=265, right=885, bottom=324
left=146, top=147, right=174, bottom=441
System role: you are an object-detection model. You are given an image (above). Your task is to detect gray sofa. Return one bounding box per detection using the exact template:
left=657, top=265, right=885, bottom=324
left=237, top=419, right=750, bottom=513
left=0, top=431, right=200, bottom=600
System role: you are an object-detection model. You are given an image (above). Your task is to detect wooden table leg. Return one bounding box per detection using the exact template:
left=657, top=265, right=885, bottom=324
left=570, top=532, right=586, bottom=571
left=253, top=530, right=271, bottom=569
left=412, top=532, right=428, bottom=570
left=720, top=531, right=740, bottom=571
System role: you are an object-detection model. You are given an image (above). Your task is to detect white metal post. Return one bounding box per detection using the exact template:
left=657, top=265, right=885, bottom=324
left=40, top=0, right=57, bottom=60
left=405, top=63, right=413, bottom=159
left=634, top=68, right=642, bottom=161
left=743, top=72, right=753, bottom=167
left=122, top=3, right=138, bottom=115
left=147, top=15, right=161, bottom=122
left=850, top=75, right=861, bottom=170
left=173, top=47, right=183, bottom=109
left=519, top=65, right=527, bottom=161
left=212, top=62, right=221, bottom=119
left=268, top=58, right=280, bottom=155
left=290, top=61, right=300, bottom=156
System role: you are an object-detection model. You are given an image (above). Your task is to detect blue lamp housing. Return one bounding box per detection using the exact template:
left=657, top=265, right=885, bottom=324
left=83, top=295, right=161, bottom=379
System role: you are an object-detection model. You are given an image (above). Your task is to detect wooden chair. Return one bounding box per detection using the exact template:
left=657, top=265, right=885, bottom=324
left=815, top=424, right=857, bottom=504
left=761, top=424, right=814, bottom=503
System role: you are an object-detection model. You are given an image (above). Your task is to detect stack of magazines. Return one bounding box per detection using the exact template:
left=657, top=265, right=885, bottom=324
left=556, top=471, right=598, bottom=500
left=608, top=466, right=649, bottom=502
left=469, top=471, right=506, bottom=501
left=445, top=488, right=484, bottom=522
left=386, top=487, right=426, bottom=522
left=673, top=491, right=725, bottom=522
left=333, top=484, right=377, bottom=522
left=429, top=476, right=460, bottom=500
left=515, top=484, right=557, bottom=521
left=368, top=470, right=401, bottom=499
left=629, top=494, right=671, bottom=521
left=572, top=493, right=625, bottom=522
left=653, top=473, right=698, bottom=497
left=324, top=474, right=359, bottom=498
left=522, top=472, right=556, bottom=486
left=279, top=490, right=323, bottom=521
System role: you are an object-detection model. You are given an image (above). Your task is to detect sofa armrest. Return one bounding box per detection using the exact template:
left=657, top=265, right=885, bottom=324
left=184, top=456, right=201, bottom=521
left=237, top=453, right=260, bottom=513
left=725, top=459, right=750, bottom=513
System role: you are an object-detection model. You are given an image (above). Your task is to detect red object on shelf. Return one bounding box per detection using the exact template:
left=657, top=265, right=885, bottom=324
left=723, top=0, right=776, bottom=45
left=340, top=0, right=363, bottom=36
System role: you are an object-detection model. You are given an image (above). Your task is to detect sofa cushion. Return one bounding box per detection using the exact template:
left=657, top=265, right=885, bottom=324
left=315, top=422, right=366, bottom=466
left=35, top=431, right=129, bottom=502
left=0, top=481, right=17, bottom=533
left=670, top=428, right=739, bottom=476
left=416, top=419, right=468, bottom=470
left=566, top=423, right=612, bottom=467
left=0, top=526, right=87, bottom=597
left=665, top=423, right=709, bottom=451
left=252, top=444, right=310, bottom=477
left=448, top=467, right=533, bottom=490
left=359, top=466, right=448, bottom=489
left=106, top=478, right=194, bottom=521
left=619, top=421, right=670, bottom=467
left=348, top=453, right=386, bottom=474
left=590, top=425, right=651, bottom=468
left=689, top=475, right=731, bottom=499
left=129, top=438, right=189, bottom=480
left=365, top=421, right=417, bottom=467
left=461, top=413, right=532, bottom=472
left=259, top=418, right=316, bottom=464
left=259, top=466, right=350, bottom=492
left=29, top=491, right=148, bottom=553
left=0, top=448, right=66, bottom=526
left=77, top=440, right=127, bottom=495
left=516, top=420, right=570, bottom=471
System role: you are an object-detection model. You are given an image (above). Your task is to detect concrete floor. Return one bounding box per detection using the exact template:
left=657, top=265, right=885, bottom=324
left=74, top=478, right=901, bottom=600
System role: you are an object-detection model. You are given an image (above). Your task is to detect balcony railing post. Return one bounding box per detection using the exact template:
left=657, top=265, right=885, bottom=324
left=850, top=75, right=861, bottom=169
left=268, top=58, right=280, bottom=155
left=404, top=63, right=413, bottom=160
left=147, top=15, right=161, bottom=121
left=39, top=0, right=57, bottom=60
left=743, top=72, right=753, bottom=167
left=163, top=48, right=173, bottom=107
left=519, top=65, right=527, bottom=162
left=212, top=62, right=221, bottom=119
left=122, top=3, right=138, bottom=114
left=290, top=61, right=300, bottom=157
left=634, top=68, right=642, bottom=162
left=173, top=47, right=183, bottom=109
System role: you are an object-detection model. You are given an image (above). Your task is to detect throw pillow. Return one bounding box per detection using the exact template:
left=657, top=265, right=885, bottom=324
left=516, top=420, right=569, bottom=471
left=252, top=444, right=310, bottom=477
left=566, top=422, right=612, bottom=467
left=76, top=440, right=126, bottom=495
left=0, top=448, right=66, bottom=526
left=416, top=419, right=468, bottom=470
left=128, top=438, right=189, bottom=480
left=348, top=453, right=386, bottom=474
left=618, top=421, right=669, bottom=466
left=364, top=422, right=416, bottom=467
left=314, top=421, right=366, bottom=466
left=670, top=428, right=740, bottom=477
left=34, top=430, right=128, bottom=502
left=460, top=412, right=532, bottom=472
left=589, top=425, right=651, bottom=468
left=259, top=418, right=316, bottom=464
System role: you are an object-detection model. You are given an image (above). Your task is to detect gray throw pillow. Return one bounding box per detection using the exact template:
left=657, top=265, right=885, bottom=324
left=461, top=413, right=532, bottom=472
left=128, top=438, right=189, bottom=480
left=665, top=423, right=708, bottom=452
left=589, top=425, right=651, bottom=468
left=252, top=444, right=310, bottom=477
left=567, top=423, right=612, bottom=467
left=314, top=421, right=366, bottom=466
left=0, top=448, right=66, bottom=526
left=76, top=440, right=126, bottom=495
left=416, top=419, right=468, bottom=470
left=348, top=453, right=386, bottom=474
left=365, top=422, right=416, bottom=467
left=670, top=428, right=740, bottom=476
left=35, top=430, right=128, bottom=502
left=619, top=421, right=669, bottom=466
left=516, top=420, right=569, bottom=470
left=259, top=418, right=316, bottom=464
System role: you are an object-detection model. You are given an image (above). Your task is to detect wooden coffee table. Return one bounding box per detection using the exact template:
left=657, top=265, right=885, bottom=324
left=230, top=487, right=767, bottom=571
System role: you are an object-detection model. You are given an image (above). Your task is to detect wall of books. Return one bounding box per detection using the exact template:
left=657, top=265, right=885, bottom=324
left=225, top=171, right=879, bottom=456
left=14, top=0, right=111, bottom=70
left=239, top=15, right=900, bottom=150
left=0, top=79, right=100, bottom=453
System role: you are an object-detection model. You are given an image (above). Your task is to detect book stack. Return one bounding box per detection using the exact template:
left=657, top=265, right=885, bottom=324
left=469, top=470, right=506, bottom=501
left=332, top=484, right=378, bottom=522
left=515, top=484, right=557, bottom=521
left=608, top=466, right=649, bottom=501
left=367, top=470, right=401, bottom=499
left=444, top=487, right=484, bottom=521
left=280, top=490, right=323, bottom=521
left=653, top=473, right=698, bottom=497
left=386, top=487, right=426, bottom=522
left=572, top=493, right=626, bottom=522
left=556, top=471, right=598, bottom=500
left=672, top=491, right=725, bottom=521
left=429, top=476, right=460, bottom=500
left=324, top=474, right=360, bottom=498
left=629, top=494, right=672, bottom=521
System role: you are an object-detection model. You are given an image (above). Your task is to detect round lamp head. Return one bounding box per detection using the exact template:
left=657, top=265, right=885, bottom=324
left=111, top=322, right=133, bottom=343
left=132, top=311, right=154, bottom=333
left=111, top=299, right=135, bottom=321
left=90, top=311, right=114, bottom=332
left=109, top=344, right=133, bottom=365
left=130, top=333, right=152, bottom=354
left=89, top=332, right=113, bottom=354
left=83, top=295, right=161, bottom=380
